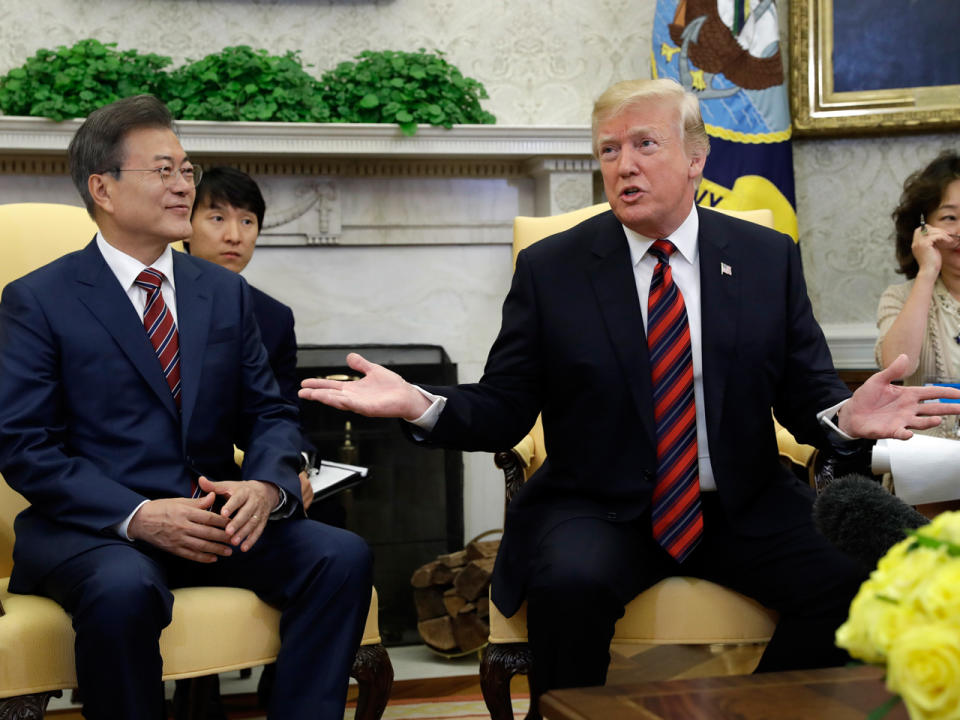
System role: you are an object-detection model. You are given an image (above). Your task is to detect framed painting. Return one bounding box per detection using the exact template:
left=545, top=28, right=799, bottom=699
left=790, top=0, right=960, bottom=135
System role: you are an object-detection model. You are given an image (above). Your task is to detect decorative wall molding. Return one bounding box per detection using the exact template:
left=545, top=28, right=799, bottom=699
left=821, top=323, right=878, bottom=370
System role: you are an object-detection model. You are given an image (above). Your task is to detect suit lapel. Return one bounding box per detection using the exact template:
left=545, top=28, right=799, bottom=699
left=587, top=212, right=657, bottom=446
left=73, top=240, right=180, bottom=419
left=171, top=252, right=211, bottom=438
left=697, top=208, right=740, bottom=439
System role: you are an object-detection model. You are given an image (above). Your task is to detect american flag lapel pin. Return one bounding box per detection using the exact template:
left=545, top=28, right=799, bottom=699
left=721, top=262, right=732, bottom=276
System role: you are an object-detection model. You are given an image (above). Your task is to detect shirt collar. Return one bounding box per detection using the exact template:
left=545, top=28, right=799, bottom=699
left=96, top=231, right=176, bottom=291
left=622, top=202, right=700, bottom=267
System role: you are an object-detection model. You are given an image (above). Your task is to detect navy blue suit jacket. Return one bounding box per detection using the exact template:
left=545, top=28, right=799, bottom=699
left=418, top=207, right=852, bottom=615
left=250, top=286, right=299, bottom=409
left=250, top=285, right=314, bottom=456
left=0, top=240, right=304, bottom=593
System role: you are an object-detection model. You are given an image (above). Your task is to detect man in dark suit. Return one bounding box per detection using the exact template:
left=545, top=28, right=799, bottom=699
left=298, top=79, right=959, bottom=700
left=186, top=165, right=316, bottom=510
left=0, top=95, right=371, bottom=720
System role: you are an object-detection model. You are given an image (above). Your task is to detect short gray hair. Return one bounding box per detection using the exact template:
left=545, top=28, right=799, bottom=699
left=68, top=95, right=177, bottom=217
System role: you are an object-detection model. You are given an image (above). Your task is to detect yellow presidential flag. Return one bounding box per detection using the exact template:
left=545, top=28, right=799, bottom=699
left=653, top=0, right=798, bottom=242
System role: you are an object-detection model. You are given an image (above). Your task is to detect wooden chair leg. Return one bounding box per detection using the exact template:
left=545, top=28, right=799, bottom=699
left=480, top=642, right=534, bottom=720
left=0, top=690, right=62, bottom=720
left=180, top=675, right=224, bottom=720
left=350, top=643, right=394, bottom=720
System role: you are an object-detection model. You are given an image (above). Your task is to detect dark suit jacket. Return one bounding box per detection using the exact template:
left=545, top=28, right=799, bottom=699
left=251, top=286, right=299, bottom=408
left=419, top=207, right=851, bottom=615
left=250, top=285, right=313, bottom=456
left=0, top=240, right=303, bottom=593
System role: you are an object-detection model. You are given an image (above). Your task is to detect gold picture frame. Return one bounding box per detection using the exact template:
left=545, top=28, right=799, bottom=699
left=790, top=0, right=960, bottom=136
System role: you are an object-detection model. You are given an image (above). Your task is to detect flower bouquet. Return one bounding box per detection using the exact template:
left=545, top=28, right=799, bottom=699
left=836, top=511, right=960, bottom=720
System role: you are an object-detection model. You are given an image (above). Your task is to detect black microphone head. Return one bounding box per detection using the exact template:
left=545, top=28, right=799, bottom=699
left=813, top=474, right=929, bottom=571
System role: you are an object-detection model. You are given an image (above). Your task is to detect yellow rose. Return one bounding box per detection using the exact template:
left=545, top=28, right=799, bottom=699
left=924, top=511, right=960, bottom=544
left=880, top=545, right=949, bottom=602
left=887, top=624, right=960, bottom=720
left=870, top=538, right=945, bottom=598
left=916, top=562, right=960, bottom=624
left=837, top=590, right=905, bottom=664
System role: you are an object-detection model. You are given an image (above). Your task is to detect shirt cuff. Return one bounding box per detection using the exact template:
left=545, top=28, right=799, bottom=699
left=871, top=439, right=890, bottom=474
left=408, top=386, right=447, bottom=433
left=817, top=399, right=857, bottom=442
left=115, top=500, right=150, bottom=541
left=270, top=484, right=288, bottom=519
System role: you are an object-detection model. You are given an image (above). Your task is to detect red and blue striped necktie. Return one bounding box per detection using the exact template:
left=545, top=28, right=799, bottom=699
left=647, top=239, right=702, bottom=562
left=135, top=268, right=182, bottom=411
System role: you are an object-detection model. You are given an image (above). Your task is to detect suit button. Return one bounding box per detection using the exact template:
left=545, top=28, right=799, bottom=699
left=606, top=511, right=617, bottom=521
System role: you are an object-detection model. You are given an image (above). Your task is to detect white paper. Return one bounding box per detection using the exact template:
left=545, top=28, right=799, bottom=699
left=875, top=435, right=960, bottom=505
left=308, top=460, right=369, bottom=495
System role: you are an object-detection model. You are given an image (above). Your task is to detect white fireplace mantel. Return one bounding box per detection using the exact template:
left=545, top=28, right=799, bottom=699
left=0, top=116, right=594, bottom=159
left=0, top=117, right=599, bottom=216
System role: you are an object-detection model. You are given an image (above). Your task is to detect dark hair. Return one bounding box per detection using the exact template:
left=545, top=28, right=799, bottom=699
left=191, top=166, right=266, bottom=230
left=68, top=94, right=176, bottom=217
left=893, top=150, right=960, bottom=278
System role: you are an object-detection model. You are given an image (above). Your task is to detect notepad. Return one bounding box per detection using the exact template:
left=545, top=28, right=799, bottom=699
left=308, top=460, right=369, bottom=501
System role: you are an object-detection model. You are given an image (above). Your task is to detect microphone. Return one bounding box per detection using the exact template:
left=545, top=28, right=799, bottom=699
left=813, top=474, right=929, bottom=571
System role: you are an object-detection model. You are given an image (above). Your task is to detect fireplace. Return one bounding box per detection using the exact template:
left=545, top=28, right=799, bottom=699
left=295, top=344, right=463, bottom=645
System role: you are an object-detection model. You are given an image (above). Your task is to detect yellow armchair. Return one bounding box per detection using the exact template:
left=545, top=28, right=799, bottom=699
left=480, top=203, right=806, bottom=719
left=0, top=203, right=392, bottom=720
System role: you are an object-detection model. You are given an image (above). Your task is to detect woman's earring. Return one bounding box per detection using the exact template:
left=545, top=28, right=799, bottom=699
left=921, top=212, right=928, bottom=235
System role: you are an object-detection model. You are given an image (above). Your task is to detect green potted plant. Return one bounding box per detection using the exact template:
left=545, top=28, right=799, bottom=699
left=0, top=39, right=171, bottom=121
left=0, top=41, right=496, bottom=134
left=163, top=45, right=330, bottom=122
left=319, top=49, right=495, bottom=135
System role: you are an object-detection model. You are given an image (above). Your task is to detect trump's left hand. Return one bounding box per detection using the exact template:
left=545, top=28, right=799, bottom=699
left=839, top=354, right=960, bottom=440
left=197, top=475, right=279, bottom=552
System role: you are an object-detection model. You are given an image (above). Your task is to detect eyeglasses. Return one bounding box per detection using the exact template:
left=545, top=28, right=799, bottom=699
left=108, top=164, right=203, bottom=187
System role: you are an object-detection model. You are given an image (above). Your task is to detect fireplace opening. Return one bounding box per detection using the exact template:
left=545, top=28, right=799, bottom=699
left=296, top=344, right=463, bottom=645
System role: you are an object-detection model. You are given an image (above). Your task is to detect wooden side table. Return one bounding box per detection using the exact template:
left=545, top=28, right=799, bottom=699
left=541, top=666, right=908, bottom=720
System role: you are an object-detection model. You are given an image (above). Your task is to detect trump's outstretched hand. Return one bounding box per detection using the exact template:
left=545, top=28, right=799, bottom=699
left=299, top=352, right=431, bottom=421
left=839, top=354, right=960, bottom=440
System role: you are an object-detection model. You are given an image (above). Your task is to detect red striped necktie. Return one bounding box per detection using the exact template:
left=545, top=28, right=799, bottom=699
left=134, top=268, right=182, bottom=411
left=646, top=239, right=703, bottom=562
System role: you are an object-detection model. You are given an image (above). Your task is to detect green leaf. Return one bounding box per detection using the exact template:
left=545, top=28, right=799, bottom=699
left=909, top=531, right=960, bottom=556
left=866, top=693, right=901, bottom=720
left=359, top=93, right=379, bottom=109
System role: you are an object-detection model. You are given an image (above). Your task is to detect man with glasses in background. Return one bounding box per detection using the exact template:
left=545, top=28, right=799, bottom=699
left=0, top=95, right=372, bottom=720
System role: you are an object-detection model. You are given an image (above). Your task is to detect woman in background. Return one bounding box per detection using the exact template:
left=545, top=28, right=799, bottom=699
left=876, top=151, right=960, bottom=516
left=876, top=150, right=960, bottom=439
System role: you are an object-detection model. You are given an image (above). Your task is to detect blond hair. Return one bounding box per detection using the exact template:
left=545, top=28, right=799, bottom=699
left=591, top=78, right=710, bottom=161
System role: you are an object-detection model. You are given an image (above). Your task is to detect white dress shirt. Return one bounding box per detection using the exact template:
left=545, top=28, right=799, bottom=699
left=96, top=233, right=177, bottom=538
left=621, top=204, right=718, bottom=490
left=96, top=232, right=178, bottom=323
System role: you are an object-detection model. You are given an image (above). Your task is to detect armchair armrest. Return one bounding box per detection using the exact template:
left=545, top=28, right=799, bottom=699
left=494, top=446, right=528, bottom=511
left=494, top=417, right=545, bottom=510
